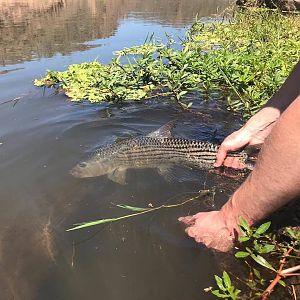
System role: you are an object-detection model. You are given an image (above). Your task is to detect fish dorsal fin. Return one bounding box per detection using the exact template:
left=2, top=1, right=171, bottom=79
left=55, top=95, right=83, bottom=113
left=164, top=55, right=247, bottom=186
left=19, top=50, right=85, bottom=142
left=147, top=121, right=174, bottom=138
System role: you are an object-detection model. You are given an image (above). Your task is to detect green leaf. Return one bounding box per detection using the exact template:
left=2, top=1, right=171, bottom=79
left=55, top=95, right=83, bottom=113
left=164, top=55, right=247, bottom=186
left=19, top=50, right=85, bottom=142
left=286, top=227, right=297, bottom=239
left=235, top=251, right=250, bottom=258
left=260, top=244, right=275, bottom=254
left=250, top=254, right=276, bottom=272
left=222, top=271, right=232, bottom=289
left=211, top=290, right=228, bottom=298
left=255, top=222, right=271, bottom=235
left=253, top=240, right=260, bottom=252
left=238, top=236, right=250, bottom=243
left=66, top=217, right=119, bottom=231
left=178, top=90, right=188, bottom=97
left=278, top=280, right=286, bottom=287
left=239, top=216, right=250, bottom=232
left=114, top=204, right=150, bottom=212
left=214, top=275, right=226, bottom=292
left=253, top=268, right=261, bottom=279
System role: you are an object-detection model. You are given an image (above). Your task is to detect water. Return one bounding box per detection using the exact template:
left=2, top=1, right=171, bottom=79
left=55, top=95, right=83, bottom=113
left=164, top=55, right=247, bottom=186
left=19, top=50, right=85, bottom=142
left=0, top=1, right=255, bottom=299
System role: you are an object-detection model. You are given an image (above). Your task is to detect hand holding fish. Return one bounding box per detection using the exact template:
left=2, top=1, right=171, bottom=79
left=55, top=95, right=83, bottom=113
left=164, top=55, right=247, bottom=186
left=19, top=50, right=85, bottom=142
left=180, top=108, right=283, bottom=252
left=214, top=107, right=280, bottom=169
left=215, top=61, right=300, bottom=169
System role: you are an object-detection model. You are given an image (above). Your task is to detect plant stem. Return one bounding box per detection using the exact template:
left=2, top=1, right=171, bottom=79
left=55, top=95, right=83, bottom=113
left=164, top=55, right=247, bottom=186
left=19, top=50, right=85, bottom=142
left=67, top=190, right=211, bottom=231
left=262, top=247, right=294, bottom=300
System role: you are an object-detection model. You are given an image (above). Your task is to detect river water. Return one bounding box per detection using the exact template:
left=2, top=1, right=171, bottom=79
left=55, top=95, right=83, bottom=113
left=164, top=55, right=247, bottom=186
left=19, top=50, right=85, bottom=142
left=0, top=1, right=259, bottom=299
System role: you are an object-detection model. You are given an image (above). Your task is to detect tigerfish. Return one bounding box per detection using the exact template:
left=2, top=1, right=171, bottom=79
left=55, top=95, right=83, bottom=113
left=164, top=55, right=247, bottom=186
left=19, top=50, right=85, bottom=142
left=70, top=123, right=255, bottom=184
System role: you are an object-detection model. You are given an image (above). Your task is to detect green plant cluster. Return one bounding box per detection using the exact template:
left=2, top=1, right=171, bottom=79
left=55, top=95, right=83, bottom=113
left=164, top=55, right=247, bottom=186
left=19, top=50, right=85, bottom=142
left=211, top=218, right=300, bottom=299
left=212, top=271, right=241, bottom=299
left=34, top=8, right=300, bottom=116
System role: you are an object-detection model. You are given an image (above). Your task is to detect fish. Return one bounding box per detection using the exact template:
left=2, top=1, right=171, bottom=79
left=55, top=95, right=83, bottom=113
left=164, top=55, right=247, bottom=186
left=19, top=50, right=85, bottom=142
left=70, top=123, right=255, bottom=184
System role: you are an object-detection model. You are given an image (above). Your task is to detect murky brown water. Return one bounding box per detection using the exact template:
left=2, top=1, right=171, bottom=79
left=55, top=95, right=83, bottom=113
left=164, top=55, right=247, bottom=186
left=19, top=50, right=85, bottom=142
left=0, top=1, right=279, bottom=299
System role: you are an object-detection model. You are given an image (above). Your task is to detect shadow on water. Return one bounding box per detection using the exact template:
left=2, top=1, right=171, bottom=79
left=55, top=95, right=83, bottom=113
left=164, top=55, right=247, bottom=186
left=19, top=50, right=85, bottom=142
left=1, top=1, right=299, bottom=300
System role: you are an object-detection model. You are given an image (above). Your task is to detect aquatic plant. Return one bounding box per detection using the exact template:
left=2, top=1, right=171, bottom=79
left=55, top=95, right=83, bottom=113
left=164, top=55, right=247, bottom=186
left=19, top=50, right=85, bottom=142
left=67, top=190, right=212, bottom=231
left=34, top=8, right=300, bottom=117
left=210, top=218, right=300, bottom=299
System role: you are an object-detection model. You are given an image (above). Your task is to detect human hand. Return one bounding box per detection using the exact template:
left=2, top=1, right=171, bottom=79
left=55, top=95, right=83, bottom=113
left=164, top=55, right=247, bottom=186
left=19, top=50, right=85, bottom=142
left=178, top=210, right=236, bottom=252
left=214, top=107, right=280, bottom=168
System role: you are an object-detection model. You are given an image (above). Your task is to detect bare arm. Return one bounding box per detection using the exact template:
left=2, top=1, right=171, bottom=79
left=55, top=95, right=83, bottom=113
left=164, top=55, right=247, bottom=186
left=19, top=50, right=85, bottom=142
left=222, top=94, right=300, bottom=230
left=180, top=95, right=300, bottom=251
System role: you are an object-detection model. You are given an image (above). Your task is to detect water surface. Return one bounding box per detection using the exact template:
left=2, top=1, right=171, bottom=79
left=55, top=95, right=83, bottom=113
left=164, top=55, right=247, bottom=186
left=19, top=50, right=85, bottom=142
left=0, top=1, right=258, bottom=299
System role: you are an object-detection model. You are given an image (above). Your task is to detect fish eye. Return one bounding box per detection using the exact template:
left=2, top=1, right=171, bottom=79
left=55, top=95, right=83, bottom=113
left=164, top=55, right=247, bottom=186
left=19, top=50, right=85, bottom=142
left=79, top=162, right=87, bottom=168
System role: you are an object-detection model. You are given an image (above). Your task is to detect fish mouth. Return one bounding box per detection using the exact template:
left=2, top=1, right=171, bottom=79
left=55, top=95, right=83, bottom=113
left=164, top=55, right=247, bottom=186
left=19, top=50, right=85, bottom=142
left=70, top=162, right=89, bottom=178
left=70, top=167, right=85, bottom=178
left=70, top=161, right=108, bottom=178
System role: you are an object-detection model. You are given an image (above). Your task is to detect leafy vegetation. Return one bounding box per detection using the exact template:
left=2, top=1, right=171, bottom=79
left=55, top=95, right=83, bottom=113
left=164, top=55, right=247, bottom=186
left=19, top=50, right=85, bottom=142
left=210, top=218, right=300, bottom=299
left=211, top=271, right=241, bottom=300
left=35, top=8, right=300, bottom=117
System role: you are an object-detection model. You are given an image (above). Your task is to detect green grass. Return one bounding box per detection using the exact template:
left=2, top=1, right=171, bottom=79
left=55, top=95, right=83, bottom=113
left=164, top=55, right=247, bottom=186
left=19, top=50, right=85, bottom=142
left=34, top=8, right=300, bottom=117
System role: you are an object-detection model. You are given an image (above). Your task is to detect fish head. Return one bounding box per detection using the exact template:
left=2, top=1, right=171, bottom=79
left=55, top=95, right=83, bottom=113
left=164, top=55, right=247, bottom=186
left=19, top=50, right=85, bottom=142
left=70, top=158, right=114, bottom=178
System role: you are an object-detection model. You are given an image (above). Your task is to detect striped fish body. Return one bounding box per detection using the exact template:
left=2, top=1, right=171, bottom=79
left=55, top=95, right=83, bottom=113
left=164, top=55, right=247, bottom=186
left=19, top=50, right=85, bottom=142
left=70, top=136, right=252, bottom=184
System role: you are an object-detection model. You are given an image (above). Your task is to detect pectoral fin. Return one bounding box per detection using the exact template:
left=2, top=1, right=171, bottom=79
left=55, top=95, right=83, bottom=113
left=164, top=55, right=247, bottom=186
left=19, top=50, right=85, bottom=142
left=157, top=165, right=197, bottom=182
left=157, top=165, right=176, bottom=182
left=107, top=168, right=127, bottom=185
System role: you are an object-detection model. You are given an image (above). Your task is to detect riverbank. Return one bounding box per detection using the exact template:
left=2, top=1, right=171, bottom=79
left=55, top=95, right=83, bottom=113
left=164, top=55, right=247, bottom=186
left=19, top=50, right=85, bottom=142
left=35, top=8, right=300, bottom=117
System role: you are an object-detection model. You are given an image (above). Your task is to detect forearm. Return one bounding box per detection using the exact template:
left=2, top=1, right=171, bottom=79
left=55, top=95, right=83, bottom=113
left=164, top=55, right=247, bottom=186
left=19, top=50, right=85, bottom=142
left=221, top=95, right=300, bottom=230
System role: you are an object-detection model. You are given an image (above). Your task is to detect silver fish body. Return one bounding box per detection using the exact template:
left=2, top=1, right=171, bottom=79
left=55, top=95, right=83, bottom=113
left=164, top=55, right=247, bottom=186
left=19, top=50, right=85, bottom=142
left=70, top=136, right=253, bottom=184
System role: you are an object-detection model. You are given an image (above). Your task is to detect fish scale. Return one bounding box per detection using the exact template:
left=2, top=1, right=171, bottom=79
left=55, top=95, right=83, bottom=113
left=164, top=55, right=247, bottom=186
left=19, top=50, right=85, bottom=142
left=71, top=136, right=253, bottom=183
left=114, top=137, right=244, bottom=167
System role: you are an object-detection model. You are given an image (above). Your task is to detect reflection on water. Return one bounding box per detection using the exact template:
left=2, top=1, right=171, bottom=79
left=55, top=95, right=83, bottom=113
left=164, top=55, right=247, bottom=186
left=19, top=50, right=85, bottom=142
left=0, top=0, right=229, bottom=65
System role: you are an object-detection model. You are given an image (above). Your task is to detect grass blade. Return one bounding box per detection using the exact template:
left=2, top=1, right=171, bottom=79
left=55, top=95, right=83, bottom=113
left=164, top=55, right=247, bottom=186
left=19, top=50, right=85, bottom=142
left=67, top=218, right=119, bottom=231
left=67, top=190, right=211, bottom=231
left=114, top=204, right=150, bottom=212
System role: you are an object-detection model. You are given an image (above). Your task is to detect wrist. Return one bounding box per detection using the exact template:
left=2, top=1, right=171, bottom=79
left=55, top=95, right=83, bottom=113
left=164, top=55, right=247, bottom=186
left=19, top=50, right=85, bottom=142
left=243, top=107, right=280, bottom=135
left=220, top=193, right=255, bottom=237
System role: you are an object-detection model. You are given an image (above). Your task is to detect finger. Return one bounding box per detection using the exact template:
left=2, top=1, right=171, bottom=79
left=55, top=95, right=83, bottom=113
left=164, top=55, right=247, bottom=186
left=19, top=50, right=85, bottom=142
left=214, top=145, right=228, bottom=167
left=186, top=227, right=209, bottom=245
left=185, top=226, right=197, bottom=238
left=195, top=235, right=211, bottom=245
left=178, top=215, right=195, bottom=225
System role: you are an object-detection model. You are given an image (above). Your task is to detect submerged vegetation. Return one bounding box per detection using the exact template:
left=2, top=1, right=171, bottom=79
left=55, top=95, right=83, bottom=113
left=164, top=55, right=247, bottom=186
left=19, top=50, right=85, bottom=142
left=35, top=8, right=300, bottom=116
